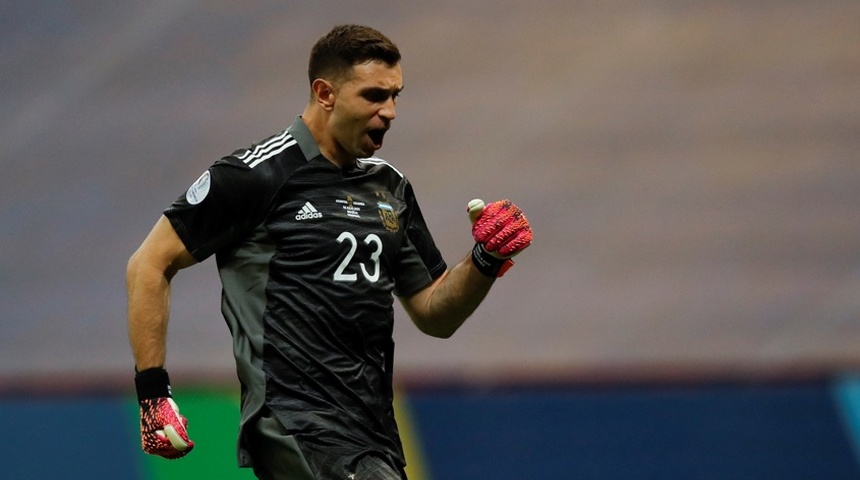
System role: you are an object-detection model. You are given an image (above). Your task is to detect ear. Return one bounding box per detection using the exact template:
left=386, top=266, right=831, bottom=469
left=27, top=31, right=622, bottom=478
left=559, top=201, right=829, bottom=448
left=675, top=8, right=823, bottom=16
left=311, top=78, right=336, bottom=111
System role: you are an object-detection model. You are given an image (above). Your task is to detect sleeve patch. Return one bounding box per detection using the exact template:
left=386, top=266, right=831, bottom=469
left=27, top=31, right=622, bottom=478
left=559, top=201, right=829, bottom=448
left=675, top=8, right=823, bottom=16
left=185, top=170, right=211, bottom=205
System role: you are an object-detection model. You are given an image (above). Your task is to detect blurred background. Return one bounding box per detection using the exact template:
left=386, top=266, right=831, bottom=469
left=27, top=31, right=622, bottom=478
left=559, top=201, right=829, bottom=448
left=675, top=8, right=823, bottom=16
left=2, top=0, right=860, bottom=478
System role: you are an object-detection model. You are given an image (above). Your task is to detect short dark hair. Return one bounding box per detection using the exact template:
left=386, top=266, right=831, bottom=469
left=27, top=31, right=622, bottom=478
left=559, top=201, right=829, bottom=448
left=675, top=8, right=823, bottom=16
left=308, top=24, right=401, bottom=87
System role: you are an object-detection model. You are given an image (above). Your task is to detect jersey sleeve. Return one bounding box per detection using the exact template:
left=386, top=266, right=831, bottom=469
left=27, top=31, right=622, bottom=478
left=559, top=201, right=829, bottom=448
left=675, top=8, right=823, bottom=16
left=392, top=180, right=447, bottom=297
left=164, top=157, right=279, bottom=262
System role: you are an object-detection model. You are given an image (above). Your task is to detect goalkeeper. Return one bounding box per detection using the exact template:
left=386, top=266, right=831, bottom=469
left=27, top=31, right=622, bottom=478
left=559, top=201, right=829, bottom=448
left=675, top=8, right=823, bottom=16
left=127, top=24, right=532, bottom=480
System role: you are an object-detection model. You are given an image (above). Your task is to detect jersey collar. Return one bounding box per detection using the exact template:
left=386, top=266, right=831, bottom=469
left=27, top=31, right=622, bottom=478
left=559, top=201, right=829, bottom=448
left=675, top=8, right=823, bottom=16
left=288, top=116, right=323, bottom=162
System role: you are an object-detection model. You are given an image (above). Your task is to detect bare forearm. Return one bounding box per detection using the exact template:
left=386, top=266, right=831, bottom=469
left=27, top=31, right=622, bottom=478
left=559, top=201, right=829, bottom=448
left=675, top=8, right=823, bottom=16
left=404, top=254, right=495, bottom=338
left=127, top=253, right=173, bottom=370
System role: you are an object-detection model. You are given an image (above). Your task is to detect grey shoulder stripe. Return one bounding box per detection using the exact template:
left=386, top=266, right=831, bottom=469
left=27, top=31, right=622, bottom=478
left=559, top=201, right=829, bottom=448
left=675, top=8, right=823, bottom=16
left=237, top=131, right=296, bottom=168
left=246, top=138, right=297, bottom=168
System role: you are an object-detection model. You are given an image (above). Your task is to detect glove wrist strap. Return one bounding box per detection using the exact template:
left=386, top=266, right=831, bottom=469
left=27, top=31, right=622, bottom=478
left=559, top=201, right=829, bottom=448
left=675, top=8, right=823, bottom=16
left=471, top=243, right=514, bottom=277
left=135, top=367, right=172, bottom=401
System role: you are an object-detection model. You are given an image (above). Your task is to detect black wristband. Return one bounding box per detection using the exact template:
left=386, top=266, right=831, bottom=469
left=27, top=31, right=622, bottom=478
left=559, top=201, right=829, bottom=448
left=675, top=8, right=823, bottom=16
left=134, top=367, right=172, bottom=401
left=471, top=243, right=511, bottom=277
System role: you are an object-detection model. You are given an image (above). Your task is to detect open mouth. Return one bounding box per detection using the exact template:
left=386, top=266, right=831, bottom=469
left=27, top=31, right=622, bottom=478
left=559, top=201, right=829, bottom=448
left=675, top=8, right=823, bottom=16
left=367, top=129, right=386, bottom=148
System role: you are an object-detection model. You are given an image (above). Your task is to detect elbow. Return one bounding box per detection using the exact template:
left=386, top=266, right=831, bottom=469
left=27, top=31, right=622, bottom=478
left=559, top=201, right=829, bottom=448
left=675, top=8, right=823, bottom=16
left=126, top=248, right=158, bottom=284
left=402, top=281, right=470, bottom=339
left=413, top=315, right=463, bottom=339
left=126, top=249, right=142, bottom=284
left=426, top=327, right=456, bottom=340
left=127, top=245, right=182, bottom=284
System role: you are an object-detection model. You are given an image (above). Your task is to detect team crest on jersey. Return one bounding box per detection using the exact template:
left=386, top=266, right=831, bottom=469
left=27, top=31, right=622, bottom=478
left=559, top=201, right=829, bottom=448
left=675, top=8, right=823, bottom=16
left=378, top=202, right=399, bottom=232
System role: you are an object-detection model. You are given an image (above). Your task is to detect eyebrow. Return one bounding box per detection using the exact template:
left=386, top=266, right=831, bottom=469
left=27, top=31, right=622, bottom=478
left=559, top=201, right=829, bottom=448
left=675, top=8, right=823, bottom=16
left=361, top=85, right=404, bottom=95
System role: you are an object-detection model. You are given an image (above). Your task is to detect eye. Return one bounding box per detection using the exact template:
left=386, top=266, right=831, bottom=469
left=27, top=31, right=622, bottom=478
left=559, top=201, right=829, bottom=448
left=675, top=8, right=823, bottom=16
left=361, top=88, right=401, bottom=104
left=362, top=89, right=389, bottom=103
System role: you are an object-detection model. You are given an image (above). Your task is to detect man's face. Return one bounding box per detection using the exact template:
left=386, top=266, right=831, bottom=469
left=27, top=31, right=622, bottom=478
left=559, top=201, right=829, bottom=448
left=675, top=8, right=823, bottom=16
left=329, top=60, right=403, bottom=160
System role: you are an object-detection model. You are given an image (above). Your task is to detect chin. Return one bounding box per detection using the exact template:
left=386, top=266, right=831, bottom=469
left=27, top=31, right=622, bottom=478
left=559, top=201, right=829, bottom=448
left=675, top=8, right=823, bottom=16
left=359, top=146, right=379, bottom=158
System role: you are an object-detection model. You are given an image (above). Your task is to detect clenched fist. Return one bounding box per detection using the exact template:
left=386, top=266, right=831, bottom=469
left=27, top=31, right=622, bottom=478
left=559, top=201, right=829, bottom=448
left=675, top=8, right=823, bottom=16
left=467, top=199, right=533, bottom=277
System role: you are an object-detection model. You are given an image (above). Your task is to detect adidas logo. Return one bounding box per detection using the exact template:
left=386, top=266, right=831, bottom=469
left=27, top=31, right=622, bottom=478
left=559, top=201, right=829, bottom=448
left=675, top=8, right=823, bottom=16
left=295, top=201, right=323, bottom=221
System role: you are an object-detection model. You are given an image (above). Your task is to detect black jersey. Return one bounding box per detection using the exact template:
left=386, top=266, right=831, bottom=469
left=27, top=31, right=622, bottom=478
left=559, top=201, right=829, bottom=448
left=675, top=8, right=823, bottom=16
left=164, top=117, right=447, bottom=468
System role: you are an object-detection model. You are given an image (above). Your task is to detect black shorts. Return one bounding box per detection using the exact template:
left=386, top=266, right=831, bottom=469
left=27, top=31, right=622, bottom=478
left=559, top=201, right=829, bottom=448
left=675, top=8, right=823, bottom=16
left=247, top=410, right=406, bottom=480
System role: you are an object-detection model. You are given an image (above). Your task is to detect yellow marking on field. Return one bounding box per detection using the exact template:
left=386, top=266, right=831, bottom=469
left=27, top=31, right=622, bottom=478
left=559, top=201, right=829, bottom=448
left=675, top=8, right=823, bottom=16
left=393, top=388, right=430, bottom=480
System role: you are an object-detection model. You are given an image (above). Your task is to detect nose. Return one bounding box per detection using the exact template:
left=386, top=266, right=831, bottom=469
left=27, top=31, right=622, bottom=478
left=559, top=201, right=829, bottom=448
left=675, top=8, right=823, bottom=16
left=379, top=97, right=396, bottom=122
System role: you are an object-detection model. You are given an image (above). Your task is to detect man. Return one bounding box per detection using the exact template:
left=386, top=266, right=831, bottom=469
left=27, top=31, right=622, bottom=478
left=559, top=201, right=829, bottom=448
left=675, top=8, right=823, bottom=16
left=127, top=24, right=532, bottom=480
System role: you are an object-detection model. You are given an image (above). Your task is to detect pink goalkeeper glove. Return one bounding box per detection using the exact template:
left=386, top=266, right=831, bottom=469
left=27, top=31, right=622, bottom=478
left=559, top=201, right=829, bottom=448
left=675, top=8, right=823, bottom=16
left=135, top=368, right=194, bottom=459
left=467, top=199, right=533, bottom=277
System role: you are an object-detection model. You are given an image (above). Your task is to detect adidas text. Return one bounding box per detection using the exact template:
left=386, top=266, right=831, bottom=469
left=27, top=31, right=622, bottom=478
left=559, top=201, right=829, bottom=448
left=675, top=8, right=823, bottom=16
left=296, top=211, right=323, bottom=220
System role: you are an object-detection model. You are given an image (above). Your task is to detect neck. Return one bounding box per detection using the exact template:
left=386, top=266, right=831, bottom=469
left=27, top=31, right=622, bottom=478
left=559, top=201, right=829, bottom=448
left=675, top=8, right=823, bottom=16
left=301, top=105, right=354, bottom=168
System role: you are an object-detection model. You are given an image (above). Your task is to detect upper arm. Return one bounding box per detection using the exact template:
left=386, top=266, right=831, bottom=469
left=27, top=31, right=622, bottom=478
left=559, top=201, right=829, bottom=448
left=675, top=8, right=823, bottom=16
left=398, top=272, right=445, bottom=335
left=126, top=216, right=197, bottom=371
left=128, top=215, right=197, bottom=279
left=399, top=271, right=441, bottom=313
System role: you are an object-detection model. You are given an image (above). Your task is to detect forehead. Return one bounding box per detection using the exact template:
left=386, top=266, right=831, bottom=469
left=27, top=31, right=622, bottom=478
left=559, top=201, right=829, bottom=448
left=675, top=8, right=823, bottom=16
left=344, top=60, right=403, bottom=90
